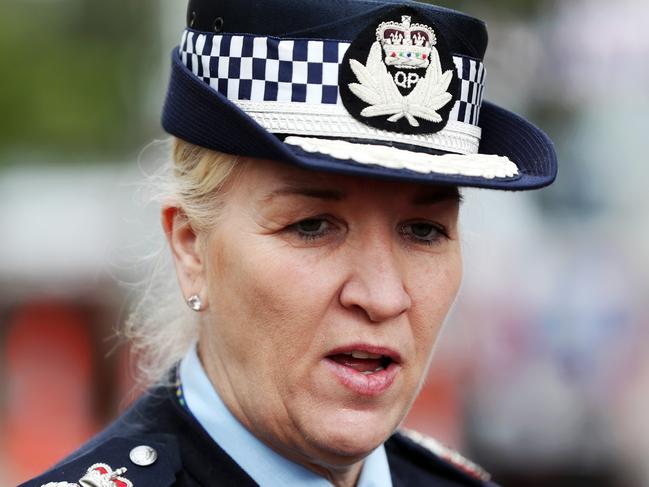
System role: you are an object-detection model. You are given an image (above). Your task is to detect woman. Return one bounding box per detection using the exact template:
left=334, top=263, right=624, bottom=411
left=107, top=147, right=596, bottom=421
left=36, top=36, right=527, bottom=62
left=24, top=0, right=556, bottom=486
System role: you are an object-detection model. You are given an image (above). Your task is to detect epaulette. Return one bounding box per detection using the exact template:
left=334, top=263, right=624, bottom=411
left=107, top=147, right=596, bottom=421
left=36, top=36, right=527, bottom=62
left=18, top=435, right=181, bottom=487
left=399, top=428, right=492, bottom=483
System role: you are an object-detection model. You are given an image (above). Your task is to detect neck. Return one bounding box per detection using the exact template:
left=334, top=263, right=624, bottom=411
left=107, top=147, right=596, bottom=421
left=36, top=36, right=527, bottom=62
left=307, top=461, right=364, bottom=487
left=197, top=340, right=368, bottom=487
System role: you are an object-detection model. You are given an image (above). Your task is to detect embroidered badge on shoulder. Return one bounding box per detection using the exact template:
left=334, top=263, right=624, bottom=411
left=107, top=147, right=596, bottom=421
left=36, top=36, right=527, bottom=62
left=340, top=8, right=458, bottom=135
left=400, top=428, right=492, bottom=482
left=41, top=463, right=133, bottom=487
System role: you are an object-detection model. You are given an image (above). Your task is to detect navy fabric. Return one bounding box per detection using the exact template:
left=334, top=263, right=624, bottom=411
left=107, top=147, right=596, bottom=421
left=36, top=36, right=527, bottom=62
left=479, top=100, right=558, bottom=183
left=20, top=383, right=498, bottom=486
left=19, top=434, right=182, bottom=487
left=162, top=49, right=557, bottom=190
left=186, top=0, right=488, bottom=60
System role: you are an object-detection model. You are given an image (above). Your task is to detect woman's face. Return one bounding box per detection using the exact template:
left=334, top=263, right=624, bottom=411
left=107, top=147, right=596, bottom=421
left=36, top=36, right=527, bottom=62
left=197, top=158, right=462, bottom=470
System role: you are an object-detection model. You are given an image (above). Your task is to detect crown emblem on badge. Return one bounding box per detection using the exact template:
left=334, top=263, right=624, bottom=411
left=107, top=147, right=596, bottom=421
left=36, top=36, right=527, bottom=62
left=77, top=464, right=132, bottom=487
left=40, top=463, right=133, bottom=487
left=376, top=16, right=436, bottom=69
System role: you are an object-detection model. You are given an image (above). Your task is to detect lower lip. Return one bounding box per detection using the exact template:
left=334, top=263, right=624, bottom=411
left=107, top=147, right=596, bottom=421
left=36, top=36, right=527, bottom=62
left=323, top=358, right=401, bottom=396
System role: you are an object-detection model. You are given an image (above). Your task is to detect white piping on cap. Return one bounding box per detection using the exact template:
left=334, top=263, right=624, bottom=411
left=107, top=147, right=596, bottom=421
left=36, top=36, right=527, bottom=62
left=235, top=100, right=482, bottom=154
left=284, top=136, right=519, bottom=179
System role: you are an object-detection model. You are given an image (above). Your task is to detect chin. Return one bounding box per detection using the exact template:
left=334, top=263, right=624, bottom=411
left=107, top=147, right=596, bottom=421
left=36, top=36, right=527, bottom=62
left=301, top=406, right=400, bottom=463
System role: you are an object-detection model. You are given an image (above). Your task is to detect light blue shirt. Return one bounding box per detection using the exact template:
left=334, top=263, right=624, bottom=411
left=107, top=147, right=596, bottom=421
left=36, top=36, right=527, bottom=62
left=179, top=346, right=393, bottom=487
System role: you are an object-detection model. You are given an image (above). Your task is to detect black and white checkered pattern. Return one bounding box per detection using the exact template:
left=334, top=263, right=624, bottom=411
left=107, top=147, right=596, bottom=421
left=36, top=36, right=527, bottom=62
left=181, top=30, right=349, bottom=105
left=180, top=30, right=486, bottom=125
left=450, top=57, right=486, bottom=126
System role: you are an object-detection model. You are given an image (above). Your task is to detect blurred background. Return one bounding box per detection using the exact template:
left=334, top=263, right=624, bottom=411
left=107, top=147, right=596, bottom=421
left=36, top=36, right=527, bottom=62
left=1, top=0, right=648, bottom=485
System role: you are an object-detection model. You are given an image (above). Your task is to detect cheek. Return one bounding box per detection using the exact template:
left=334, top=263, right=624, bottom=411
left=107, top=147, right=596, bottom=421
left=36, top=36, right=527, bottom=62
left=408, top=248, right=463, bottom=358
left=207, top=238, right=341, bottom=372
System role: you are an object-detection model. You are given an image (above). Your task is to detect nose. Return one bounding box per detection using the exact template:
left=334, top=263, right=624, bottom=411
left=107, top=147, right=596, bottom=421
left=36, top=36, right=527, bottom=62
left=339, top=237, right=412, bottom=323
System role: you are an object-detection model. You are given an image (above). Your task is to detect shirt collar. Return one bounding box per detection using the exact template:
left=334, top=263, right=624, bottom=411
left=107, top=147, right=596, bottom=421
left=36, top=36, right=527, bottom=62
left=179, top=345, right=393, bottom=487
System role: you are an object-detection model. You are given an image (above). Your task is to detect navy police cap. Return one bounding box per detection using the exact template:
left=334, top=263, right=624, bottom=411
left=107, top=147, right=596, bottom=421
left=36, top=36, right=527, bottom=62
left=162, top=0, right=558, bottom=190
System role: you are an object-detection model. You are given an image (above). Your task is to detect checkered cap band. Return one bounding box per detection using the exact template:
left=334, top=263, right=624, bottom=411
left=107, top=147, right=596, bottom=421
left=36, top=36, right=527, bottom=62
left=180, top=30, right=486, bottom=125
left=178, top=29, right=489, bottom=155
left=180, top=30, right=348, bottom=106
left=451, top=57, right=486, bottom=126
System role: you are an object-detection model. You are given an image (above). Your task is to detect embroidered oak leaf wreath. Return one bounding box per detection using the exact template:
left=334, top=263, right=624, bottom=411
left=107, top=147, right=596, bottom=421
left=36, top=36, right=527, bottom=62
left=348, top=41, right=453, bottom=128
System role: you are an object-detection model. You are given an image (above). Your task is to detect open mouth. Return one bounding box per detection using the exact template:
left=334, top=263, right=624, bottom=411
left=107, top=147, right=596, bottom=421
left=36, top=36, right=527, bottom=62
left=326, top=351, right=394, bottom=375
left=323, top=346, right=402, bottom=396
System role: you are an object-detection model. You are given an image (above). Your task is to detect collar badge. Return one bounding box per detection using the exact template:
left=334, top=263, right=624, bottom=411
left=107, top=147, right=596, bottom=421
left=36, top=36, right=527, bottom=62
left=40, top=463, right=133, bottom=487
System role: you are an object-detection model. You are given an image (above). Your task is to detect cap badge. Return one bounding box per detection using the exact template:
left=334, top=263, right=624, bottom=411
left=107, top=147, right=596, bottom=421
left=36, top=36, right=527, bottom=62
left=40, top=463, right=133, bottom=487
left=340, top=11, right=457, bottom=135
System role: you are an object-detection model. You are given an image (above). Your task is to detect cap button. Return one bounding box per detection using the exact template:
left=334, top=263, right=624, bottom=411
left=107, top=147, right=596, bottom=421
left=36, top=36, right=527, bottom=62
left=129, top=445, right=158, bottom=467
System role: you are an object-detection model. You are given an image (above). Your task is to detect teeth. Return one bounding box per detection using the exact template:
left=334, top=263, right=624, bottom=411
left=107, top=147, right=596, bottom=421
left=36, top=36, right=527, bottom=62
left=351, top=351, right=382, bottom=359
left=361, top=367, right=385, bottom=376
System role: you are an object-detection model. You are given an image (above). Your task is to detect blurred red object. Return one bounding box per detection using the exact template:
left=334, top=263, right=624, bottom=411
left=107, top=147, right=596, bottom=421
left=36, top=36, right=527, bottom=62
left=404, top=362, right=463, bottom=448
left=1, top=301, right=99, bottom=484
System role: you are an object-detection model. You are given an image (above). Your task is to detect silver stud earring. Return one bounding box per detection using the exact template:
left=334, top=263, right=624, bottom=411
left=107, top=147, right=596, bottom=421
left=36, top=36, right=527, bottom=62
left=187, top=294, right=203, bottom=312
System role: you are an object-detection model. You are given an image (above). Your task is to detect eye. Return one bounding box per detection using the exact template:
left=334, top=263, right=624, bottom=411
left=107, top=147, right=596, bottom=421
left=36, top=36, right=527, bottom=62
left=288, top=217, right=334, bottom=241
left=399, top=221, right=448, bottom=245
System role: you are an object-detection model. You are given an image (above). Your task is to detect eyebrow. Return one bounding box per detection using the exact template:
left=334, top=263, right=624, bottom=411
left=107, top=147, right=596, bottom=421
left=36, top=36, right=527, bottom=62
left=412, top=189, right=463, bottom=206
left=260, top=186, right=346, bottom=203
left=260, top=184, right=462, bottom=205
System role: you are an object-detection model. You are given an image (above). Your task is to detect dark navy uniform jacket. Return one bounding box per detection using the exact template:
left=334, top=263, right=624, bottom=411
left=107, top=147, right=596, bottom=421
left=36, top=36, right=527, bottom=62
left=20, top=383, right=498, bottom=486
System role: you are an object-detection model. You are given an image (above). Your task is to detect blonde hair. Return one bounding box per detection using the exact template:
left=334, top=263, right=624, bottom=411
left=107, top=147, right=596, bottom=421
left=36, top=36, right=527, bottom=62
left=124, top=137, right=240, bottom=387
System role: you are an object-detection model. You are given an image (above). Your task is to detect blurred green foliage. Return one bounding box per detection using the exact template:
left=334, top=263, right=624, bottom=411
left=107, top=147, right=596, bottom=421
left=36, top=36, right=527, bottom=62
left=0, top=0, right=159, bottom=164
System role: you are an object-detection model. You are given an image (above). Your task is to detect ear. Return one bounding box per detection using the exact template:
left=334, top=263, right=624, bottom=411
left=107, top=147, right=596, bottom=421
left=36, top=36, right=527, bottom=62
left=161, top=203, right=208, bottom=310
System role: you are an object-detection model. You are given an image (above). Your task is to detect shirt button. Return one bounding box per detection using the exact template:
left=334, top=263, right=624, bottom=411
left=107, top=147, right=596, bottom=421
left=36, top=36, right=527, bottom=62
left=129, top=445, right=158, bottom=466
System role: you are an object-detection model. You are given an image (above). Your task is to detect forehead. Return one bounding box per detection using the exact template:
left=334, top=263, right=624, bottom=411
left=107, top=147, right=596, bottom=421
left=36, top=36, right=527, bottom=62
left=235, top=158, right=461, bottom=205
